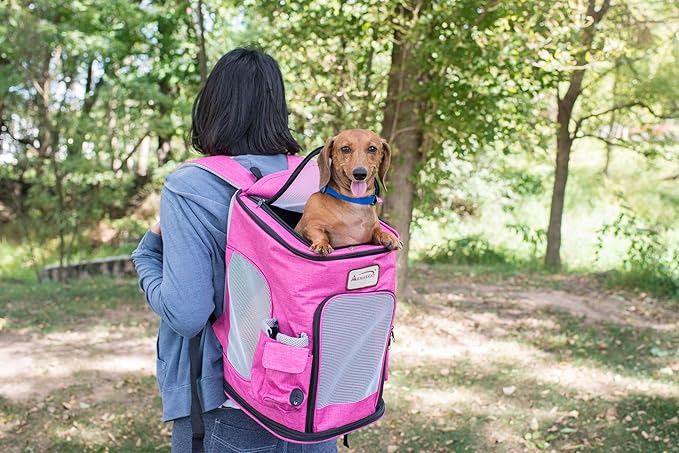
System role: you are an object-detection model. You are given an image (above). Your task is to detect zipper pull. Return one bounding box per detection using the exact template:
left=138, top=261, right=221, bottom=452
left=388, top=326, right=395, bottom=349
left=256, top=198, right=265, bottom=208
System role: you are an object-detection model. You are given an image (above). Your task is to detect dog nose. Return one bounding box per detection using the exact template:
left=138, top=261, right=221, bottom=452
left=352, top=167, right=368, bottom=180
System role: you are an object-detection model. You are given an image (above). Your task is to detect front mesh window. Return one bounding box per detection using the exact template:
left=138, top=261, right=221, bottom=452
left=316, top=293, right=395, bottom=408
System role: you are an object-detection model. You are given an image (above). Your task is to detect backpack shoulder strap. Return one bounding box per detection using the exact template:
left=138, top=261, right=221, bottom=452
left=286, top=154, right=303, bottom=168
left=183, top=156, right=257, bottom=190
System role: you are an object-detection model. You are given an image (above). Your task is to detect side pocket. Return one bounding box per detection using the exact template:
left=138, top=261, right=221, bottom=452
left=251, top=331, right=312, bottom=412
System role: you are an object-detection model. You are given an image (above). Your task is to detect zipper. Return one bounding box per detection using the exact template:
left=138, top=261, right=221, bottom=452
left=253, top=196, right=311, bottom=246
left=306, top=291, right=396, bottom=433
left=223, top=380, right=385, bottom=442
left=259, top=194, right=395, bottom=251
left=236, top=194, right=390, bottom=261
left=305, top=296, right=330, bottom=432
left=254, top=195, right=388, bottom=252
left=266, top=146, right=323, bottom=205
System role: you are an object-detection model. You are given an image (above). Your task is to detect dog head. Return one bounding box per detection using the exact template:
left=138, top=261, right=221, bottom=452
left=318, top=129, right=391, bottom=197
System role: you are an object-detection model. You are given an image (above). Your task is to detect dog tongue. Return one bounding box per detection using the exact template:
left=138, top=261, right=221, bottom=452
left=351, top=181, right=368, bottom=197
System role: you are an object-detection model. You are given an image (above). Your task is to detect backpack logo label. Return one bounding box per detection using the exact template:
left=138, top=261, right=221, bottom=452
left=347, top=265, right=379, bottom=290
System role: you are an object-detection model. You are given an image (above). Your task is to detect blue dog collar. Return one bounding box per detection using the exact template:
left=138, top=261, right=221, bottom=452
left=320, top=185, right=380, bottom=205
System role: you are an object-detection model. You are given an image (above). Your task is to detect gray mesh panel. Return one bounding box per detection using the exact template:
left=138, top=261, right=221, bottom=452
left=316, top=293, right=394, bottom=409
left=226, top=252, right=271, bottom=379
left=271, top=162, right=319, bottom=213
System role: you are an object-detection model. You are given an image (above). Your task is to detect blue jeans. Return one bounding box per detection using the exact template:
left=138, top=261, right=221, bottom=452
left=171, top=407, right=338, bottom=453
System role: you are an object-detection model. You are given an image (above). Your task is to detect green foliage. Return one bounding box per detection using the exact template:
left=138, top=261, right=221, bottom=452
left=0, top=0, right=211, bottom=274
left=507, top=223, right=547, bottom=261
left=424, top=235, right=511, bottom=266
left=596, top=206, right=679, bottom=297
left=0, top=0, right=677, bottom=296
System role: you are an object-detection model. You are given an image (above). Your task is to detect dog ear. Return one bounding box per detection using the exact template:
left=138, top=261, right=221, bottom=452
left=318, top=136, right=335, bottom=189
left=378, top=139, right=392, bottom=189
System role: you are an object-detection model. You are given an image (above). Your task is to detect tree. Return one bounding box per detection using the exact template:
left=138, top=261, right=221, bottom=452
left=541, top=0, right=679, bottom=270
left=545, top=0, right=612, bottom=270
left=0, top=0, right=204, bottom=278
left=249, top=0, right=546, bottom=295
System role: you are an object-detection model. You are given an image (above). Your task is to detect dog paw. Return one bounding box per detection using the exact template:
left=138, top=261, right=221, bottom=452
left=310, top=242, right=334, bottom=256
left=375, top=232, right=402, bottom=251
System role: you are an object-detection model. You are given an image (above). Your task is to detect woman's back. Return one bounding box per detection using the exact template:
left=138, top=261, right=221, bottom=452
left=133, top=153, right=288, bottom=421
left=133, top=47, right=337, bottom=452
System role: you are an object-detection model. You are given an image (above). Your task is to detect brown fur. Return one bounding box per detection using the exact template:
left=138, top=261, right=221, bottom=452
left=294, top=129, right=402, bottom=256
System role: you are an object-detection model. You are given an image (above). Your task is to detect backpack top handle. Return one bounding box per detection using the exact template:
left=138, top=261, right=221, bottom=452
left=265, top=146, right=323, bottom=205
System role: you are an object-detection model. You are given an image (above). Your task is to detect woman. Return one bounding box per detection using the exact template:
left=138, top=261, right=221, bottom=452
left=132, top=48, right=337, bottom=453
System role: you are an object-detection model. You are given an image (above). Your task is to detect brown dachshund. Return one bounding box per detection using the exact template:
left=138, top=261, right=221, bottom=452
left=295, top=129, right=402, bottom=256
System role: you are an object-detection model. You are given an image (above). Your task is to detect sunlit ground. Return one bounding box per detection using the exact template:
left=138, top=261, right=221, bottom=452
left=0, top=269, right=677, bottom=452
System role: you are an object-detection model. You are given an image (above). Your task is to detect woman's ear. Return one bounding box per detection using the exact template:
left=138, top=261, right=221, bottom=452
left=318, top=136, right=335, bottom=189
left=378, top=139, right=392, bottom=189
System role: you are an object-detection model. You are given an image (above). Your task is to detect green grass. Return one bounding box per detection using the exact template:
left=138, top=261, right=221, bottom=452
left=601, top=268, right=679, bottom=300
left=1, top=267, right=678, bottom=452
left=415, top=238, right=679, bottom=300
left=0, top=376, right=167, bottom=452
left=0, top=238, right=139, bottom=283
left=0, top=277, right=143, bottom=332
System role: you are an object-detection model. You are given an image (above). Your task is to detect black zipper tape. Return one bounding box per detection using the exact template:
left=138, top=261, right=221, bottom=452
left=258, top=198, right=381, bottom=252
left=255, top=198, right=311, bottom=246
left=223, top=379, right=385, bottom=442
left=266, top=147, right=322, bottom=206
left=236, top=194, right=390, bottom=261
left=305, top=296, right=329, bottom=432
left=306, top=291, right=396, bottom=432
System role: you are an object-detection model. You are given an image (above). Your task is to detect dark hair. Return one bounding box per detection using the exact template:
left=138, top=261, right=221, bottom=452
left=190, top=48, right=300, bottom=156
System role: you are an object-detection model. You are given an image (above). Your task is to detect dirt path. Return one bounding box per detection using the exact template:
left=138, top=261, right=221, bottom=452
left=1, top=270, right=677, bottom=452
left=414, top=267, right=678, bottom=329
left=1, top=271, right=675, bottom=406
left=0, top=309, right=157, bottom=403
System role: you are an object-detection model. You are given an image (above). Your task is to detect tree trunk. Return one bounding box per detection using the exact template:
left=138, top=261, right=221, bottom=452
left=545, top=100, right=573, bottom=270
left=381, top=26, right=425, bottom=298
left=196, top=0, right=208, bottom=83
left=157, top=135, right=172, bottom=164
left=544, top=0, right=610, bottom=271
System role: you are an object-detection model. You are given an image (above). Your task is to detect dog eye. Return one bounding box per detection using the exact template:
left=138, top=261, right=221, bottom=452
left=340, top=146, right=351, bottom=154
left=367, top=146, right=377, bottom=154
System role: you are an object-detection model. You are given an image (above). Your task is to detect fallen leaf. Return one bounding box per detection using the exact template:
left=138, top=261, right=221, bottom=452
left=387, top=446, right=398, bottom=453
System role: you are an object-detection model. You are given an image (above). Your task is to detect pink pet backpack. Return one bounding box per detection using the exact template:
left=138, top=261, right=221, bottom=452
left=186, top=148, right=399, bottom=445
